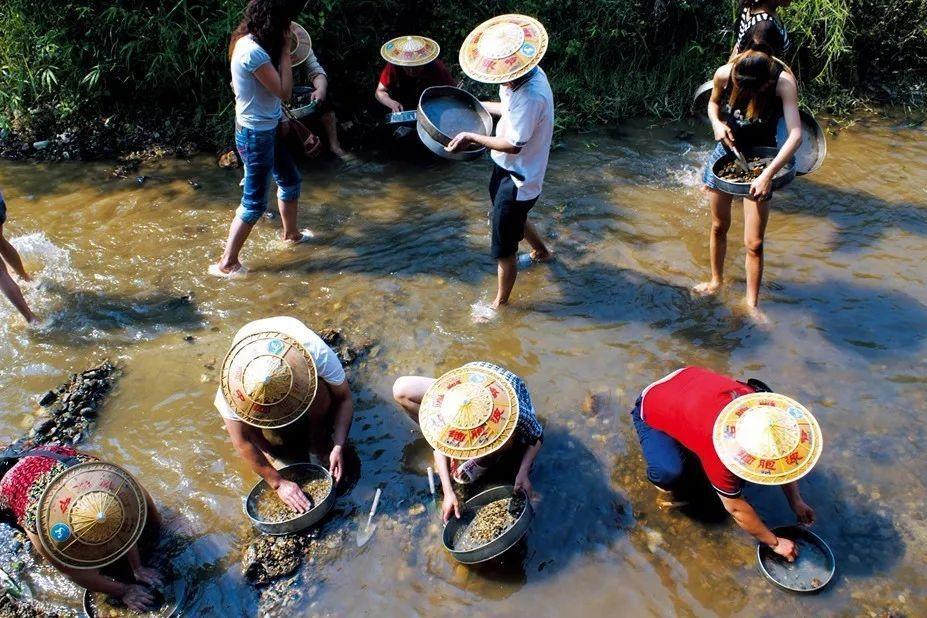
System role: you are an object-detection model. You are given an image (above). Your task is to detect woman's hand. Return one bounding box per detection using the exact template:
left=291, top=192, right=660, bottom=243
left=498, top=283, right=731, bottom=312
left=329, top=445, right=344, bottom=483
left=712, top=121, right=735, bottom=149
left=132, top=565, right=164, bottom=588
left=386, top=99, right=403, bottom=113
left=790, top=499, right=816, bottom=525
left=771, top=536, right=799, bottom=562
left=749, top=171, right=773, bottom=201
left=121, top=584, right=155, bottom=612
left=311, top=85, right=327, bottom=104
left=275, top=479, right=312, bottom=512
left=445, top=132, right=474, bottom=153
left=514, top=471, right=533, bottom=499
left=441, top=493, right=461, bottom=523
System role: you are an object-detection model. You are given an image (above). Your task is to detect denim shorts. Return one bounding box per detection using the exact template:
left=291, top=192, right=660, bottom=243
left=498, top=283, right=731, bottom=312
left=235, top=124, right=301, bottom=224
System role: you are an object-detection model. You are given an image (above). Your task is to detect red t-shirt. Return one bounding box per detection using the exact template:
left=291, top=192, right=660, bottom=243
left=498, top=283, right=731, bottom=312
left=378, top=59, right=455, bottom=109
left=640, top=367, right=754, bottom=496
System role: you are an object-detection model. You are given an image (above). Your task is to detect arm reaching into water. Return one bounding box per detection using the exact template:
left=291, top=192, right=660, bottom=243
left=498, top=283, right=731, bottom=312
left=224, top=418, right=311, bottom=512
left=328, top=380, right=354, bottom=483
left=718, top=494, right=798, bottom=561
left=781, top=481, right=815, bottom=524
left=514, top=441, right=541, bottom=498
left=27, top=532, right=156, bottom=612
left=434, top=451, right=460, bottom=522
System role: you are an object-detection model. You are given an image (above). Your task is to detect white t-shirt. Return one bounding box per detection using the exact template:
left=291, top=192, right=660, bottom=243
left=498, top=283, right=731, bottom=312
left=490, top=68, right=555, bottom=201
left=214, top=316, right=346, bottom=421
left=231, top=35, right=281, bottom=132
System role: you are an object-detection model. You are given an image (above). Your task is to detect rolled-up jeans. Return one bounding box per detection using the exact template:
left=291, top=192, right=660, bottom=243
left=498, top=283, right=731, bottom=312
left=630, top=396, right=689, bottom=491
left=235, top=124, right=301, bottom=224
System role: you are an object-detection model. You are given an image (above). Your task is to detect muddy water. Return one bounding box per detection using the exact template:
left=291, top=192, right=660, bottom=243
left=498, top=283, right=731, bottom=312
left=1, top=116, right=926, bottom=616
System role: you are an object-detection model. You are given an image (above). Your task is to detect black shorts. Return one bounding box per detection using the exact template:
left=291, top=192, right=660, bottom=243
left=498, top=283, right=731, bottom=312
left=489, top=165, right=538, bottom=259
left=0, top=192, right=6, bottom=226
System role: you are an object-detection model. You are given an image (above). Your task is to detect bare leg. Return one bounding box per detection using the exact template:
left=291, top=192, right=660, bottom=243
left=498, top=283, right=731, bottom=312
left=743, top=196, right=771, bottom=313
left=276, top=198, right=303, bottom=242
left=320, top=112, right=347, bottom=158
left=523, top=220, right=552, bottom=261
left=693, top=189, right=733, bottom=295
left=0, top=259, right=36, bottom=323
left=492, top=255, right=518, bottom=309
left=392, top=376, right=436, bottom=424
left=216, top=217, right=255, bottom=273
left=0, top=226, right=31, bottom=281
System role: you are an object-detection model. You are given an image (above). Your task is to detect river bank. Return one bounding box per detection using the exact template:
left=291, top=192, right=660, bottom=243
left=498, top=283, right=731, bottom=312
left=0, top=117, right=925, bottom=616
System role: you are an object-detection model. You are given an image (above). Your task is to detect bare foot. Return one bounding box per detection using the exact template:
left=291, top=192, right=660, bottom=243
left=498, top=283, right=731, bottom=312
left=470, top=301, right=499, bottom=324
left=280, top=229, right=314, bottom=246
left=529, top=248, right=554, bottom=263
left=208, top=263, right=248, bottom=279
left=17, top=272, right=32, bottom=283
left=744, top=303, right=770, bottom=326
left=692, top=280, right=722, bottom=296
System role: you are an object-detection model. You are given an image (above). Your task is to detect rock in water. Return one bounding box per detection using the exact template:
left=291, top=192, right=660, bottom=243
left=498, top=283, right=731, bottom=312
left=37, top=391, right=57, bottom=407
left=242, top=535, right=307, bottom=586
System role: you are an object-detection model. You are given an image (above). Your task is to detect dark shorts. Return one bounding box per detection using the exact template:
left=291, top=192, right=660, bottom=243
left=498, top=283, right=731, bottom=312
left=489, top=165, right=538, bottom=259
left=0, top=191, right=6, bottom=225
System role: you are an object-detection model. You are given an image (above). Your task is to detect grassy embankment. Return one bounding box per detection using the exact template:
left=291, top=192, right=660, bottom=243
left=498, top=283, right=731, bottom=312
left=0, top=0, right=924, bottom=158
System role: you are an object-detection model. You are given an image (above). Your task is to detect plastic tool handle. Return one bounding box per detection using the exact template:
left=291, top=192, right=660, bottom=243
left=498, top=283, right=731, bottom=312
left=366, top=487, right=382, bottom=528
left=427, top=467, right=436, bottom=496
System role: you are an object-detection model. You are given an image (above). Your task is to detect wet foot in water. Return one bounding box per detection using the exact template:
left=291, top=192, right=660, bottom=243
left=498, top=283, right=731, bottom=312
left=692, top=280, right=722, bottom=296
left=208, top=263, right=248, bottom=279
left=471, top=300, right=499, bottom=324
left=278, top=229, right=315, bottom=247
left=744, top=303, right=770, bottom=327
left=530, top=248, right=554, bottom=263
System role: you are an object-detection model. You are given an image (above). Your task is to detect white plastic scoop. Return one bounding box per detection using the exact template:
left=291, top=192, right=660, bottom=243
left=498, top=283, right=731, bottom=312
left=356, top=487, right=382, bottom=547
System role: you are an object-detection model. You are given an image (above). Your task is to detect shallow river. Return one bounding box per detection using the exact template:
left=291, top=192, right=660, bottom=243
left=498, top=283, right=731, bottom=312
left=1, top=116, right=925, bottom=617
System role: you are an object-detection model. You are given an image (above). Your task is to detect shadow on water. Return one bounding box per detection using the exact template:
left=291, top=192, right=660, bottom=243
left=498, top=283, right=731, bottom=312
left=422, top=427, right=632, bottom=599
left=779, top=180, right=927, bottom=254
left=34, top=283, right=205, bottom=345
left=533, top=259, right=770, bottom=353
left=771, top=277, right=927, bottom=356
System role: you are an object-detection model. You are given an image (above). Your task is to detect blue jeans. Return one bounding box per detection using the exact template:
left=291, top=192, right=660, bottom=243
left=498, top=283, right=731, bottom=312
left=630, top=397, right=689, bottom=490
left=235, top=125, right=301, bottom=224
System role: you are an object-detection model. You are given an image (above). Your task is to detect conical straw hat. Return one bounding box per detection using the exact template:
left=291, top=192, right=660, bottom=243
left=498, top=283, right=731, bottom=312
left=419, top=365, right=520, bottom=460
left=713, top=393, right=823, bottom=486
left=459, top=14, right=548, bottom=84
left=290, top=22, right=313, bottom=67
left=381, top=36, right=441, bottom=67
left=220, top=330, right=318, bottom=429
left=36, top=462, right=147, bottom=570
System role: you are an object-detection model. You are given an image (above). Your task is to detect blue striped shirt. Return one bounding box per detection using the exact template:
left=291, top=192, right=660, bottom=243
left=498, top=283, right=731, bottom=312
left=465, top=362, right=543, bottom=445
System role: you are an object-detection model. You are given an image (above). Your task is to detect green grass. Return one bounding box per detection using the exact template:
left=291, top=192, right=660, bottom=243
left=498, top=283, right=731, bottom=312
left=0, top=0, right=924, bottom=149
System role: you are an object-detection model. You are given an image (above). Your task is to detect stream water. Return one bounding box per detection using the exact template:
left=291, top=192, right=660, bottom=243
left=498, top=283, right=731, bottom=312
left=0, top=116, right=925, bottom=616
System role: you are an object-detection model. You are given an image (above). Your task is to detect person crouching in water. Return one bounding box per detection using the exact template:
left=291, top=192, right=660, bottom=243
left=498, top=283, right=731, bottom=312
left=392, top=362, right=543, bottom=522
left=630, top=367, right=821, bottom=561
left=0, top=446, right=163, bottom=611
left=210, top=0, right=311, bottom=279
left=215, top=317, right=354, bottom=511
left=375, top=36, right=455, bottom=116
left=445, top=15, right=554, bottom=315
left=693, top=49, right=802, bottom=323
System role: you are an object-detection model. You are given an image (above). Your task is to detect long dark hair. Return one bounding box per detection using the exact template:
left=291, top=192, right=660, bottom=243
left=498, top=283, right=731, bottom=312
left=728, top=50, right=779, bottom=120
left=229, top=0, right=293, bottom=65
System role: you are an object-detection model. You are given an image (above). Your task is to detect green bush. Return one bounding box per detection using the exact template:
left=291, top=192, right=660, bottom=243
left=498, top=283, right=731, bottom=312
left=0, top=0, right=923, bottom=149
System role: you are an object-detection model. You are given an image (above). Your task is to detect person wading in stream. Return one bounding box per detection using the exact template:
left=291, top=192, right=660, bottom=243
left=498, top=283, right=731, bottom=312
left=730, top=0, right=792, bottom=61
left=392, top=362, right=543, bottom=522
left=0, top=446, right=163, bottom=611
left=216, top=317, right=354, bottom=512
left=445, top=15, right=554, bottom=317
left=210, top=0, right=312, bottom=279
left=0, top=190, right=38, bottom=324
left=692, top=49, right=802, bottom=323
left=630, top=367, right=821, bottom=561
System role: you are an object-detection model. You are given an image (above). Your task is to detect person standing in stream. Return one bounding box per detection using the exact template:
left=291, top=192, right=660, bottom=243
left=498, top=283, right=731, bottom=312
left=0, top=189, right=38, bottom=324
left=210, top=0, right=312, bottom=279
left=445, top=15, right=554, bottom=316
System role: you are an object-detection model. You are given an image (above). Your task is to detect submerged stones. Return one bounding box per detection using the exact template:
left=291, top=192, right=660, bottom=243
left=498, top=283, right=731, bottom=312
left=241, top=527, right=347, bottom=587
left=318, top=328, right=373, bottom=368
left=28, top=361, right=118, bottom=446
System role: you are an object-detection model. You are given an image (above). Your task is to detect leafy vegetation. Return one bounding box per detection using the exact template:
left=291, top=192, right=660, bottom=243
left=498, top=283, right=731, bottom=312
left=0, top=0, right=924, bottom=153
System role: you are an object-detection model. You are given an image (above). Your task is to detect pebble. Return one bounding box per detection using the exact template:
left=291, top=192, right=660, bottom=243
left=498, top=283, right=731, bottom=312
left=32, top=140, right=50, bottom=150
left=38, top=391, right=57, bottom=407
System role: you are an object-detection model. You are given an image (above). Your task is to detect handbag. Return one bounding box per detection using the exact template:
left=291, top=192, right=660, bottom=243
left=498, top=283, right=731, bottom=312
left=279, top=106, right=321, bottom=159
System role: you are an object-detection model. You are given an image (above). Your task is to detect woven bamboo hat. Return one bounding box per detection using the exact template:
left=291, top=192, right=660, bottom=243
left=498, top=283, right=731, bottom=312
left=713, top=393, right=823, bottom=485
left=220, top=330, right=318, bottom=429
left=419, top=365, right=520, bottom=460
left=459, top=14, right=548, bottom=84
left=290, top=22, right=313, bottom=67
left=36, top=462, right=147, bottom=570
left=381, top=36, right=441, bottom=67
